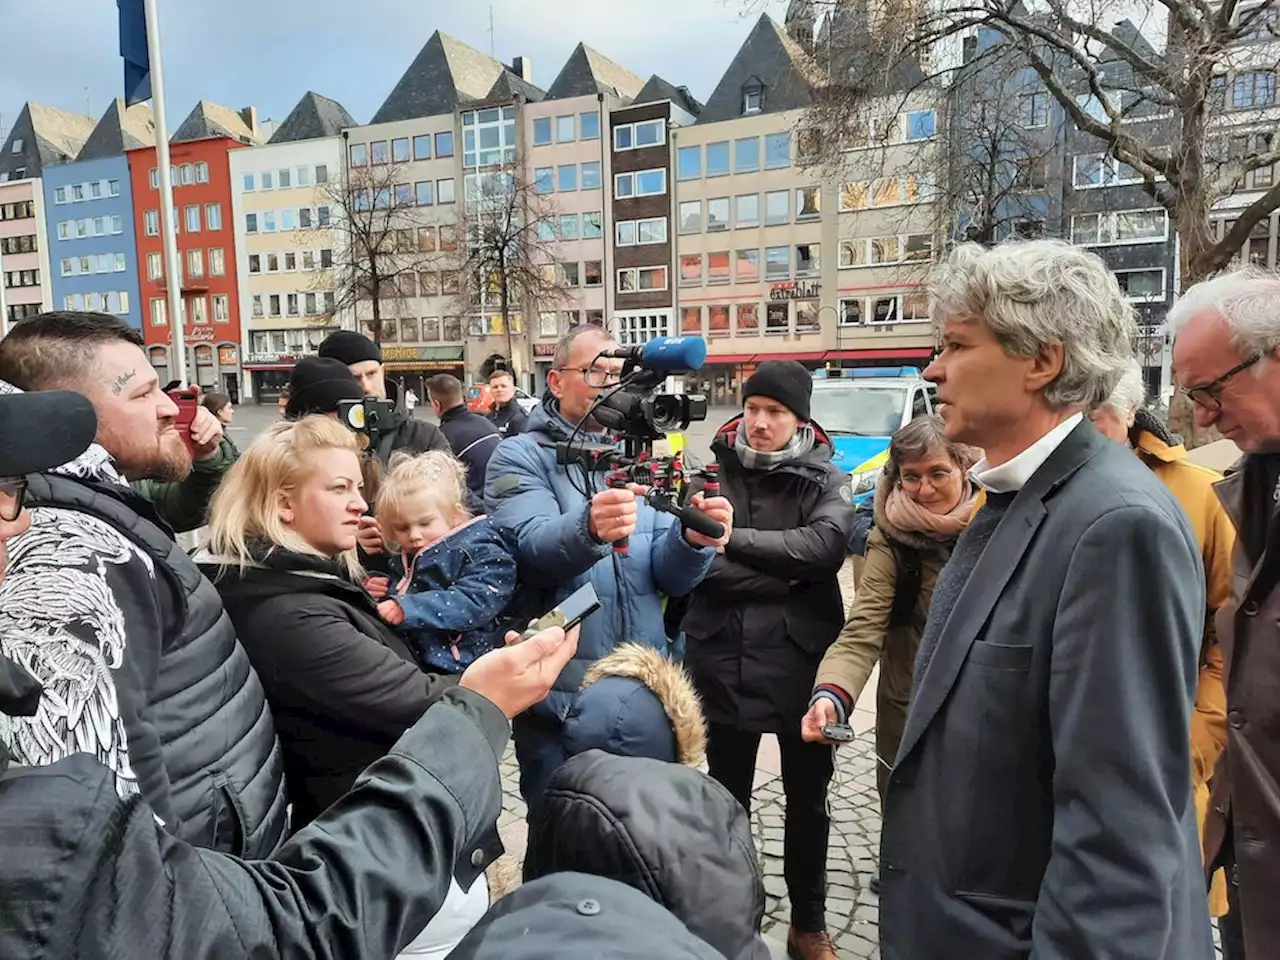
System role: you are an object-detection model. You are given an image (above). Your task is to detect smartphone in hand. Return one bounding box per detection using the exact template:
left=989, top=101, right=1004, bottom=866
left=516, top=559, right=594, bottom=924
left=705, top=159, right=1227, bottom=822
left=517, top=582, right=601, bottom=642
left=167, top=388, right=199, bottom=456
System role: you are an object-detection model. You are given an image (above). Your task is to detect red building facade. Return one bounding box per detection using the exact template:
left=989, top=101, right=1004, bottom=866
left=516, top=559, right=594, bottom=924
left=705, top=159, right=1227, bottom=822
left=127, top=135, right=249, bottom=396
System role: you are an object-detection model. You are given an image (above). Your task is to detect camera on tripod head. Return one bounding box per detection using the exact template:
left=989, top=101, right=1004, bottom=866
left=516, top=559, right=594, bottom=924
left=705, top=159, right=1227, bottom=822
left=554, top=335, right=725, bottom=551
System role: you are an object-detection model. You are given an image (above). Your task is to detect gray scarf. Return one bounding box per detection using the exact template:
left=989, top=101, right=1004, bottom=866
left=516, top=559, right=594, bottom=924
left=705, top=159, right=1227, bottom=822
left=733, top=421, right=815, bottom=471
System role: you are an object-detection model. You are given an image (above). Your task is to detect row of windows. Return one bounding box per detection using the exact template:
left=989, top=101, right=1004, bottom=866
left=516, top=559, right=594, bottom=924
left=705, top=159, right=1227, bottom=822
left=249, top=291, right=336, bottom=320
left=537, top=310, right=606, bottom=338
left=54, top=180, right=122, bottom=204
left=60, top=252, right=128, bottom=277
left=462, top=107, right=518, bottom=169
left=838, top=234, right=935, bottom=268
left=247, top=248, right=335, bottom=274
left=535, top=211, right=603, bottom=242
left=146, top=248, right=227, bottom=281
left=842, top=110, right=938, bottom=150
left=7, top=303, right=41, bottom=323
left=532, top=111, right=601, bottom=147
left=616, top=265, right=669, bottom=294
left=352, top=178, right=455, bottom=211
left=149, top=294, right=231, bottom=327
left=537, top=260, right=604, bottom=289
left=1, top=200, right=35, bottom=220
left=678, top=243, right=822, bottom=284
left=840, top=293, right=931, bottom=326
left=615, top=168, right=667, bottom=199
left=678, top=300, right=832, bottom=337
left=57, top=216, right=125, bottom=240
left=616, top=216, right=666, bottom=246
left=533, top=162, right=601, bottom=194
left=243, top=165, right=329, bottom=192
left=677, top=133, right=792, bottom=180
left=148, top=162, right=209, bottom=189
left=612, top=119, right=665, bottom=152
left=678, top=189, right=821, bottom=233
left=1, top=234, right=37, bottom=255
left=63, top=291, right=131, bottom=316
left=3, top=269, right=39, bottom=288
left=244, top=204, right=335, bottom=234
left=839, top=176, right=939, bottom=211
left=350, top=132, right=455, bottom=168
left=1070, top=209, right=1169, bottom=245
left=249, top=328, right=336, bottom=355
left=142, top=203, right=223, bottom=237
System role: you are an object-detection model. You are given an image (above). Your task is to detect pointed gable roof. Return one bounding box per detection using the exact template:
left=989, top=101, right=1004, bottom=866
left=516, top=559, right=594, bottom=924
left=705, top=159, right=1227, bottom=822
left=544, top=43, right=646, bottom=101
left=78, top=99, right=156, bottom=161
left=372, top=31, right=513, bottom=123
left=485, top=71, right=546, bottom=104
left=171, top=100, right=260, bottom=145
left=698, top=14, right=821, bottom=124
left=634, top=75, right=703, bottom=116
left=0, top=102, right=97, bottom=180
left=269, top=91, right=358, bottom=144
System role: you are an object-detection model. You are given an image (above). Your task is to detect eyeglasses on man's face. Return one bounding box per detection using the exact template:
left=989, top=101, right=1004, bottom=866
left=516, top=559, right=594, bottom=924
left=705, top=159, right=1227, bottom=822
left=555, top=365, right=624, bottom=388
left=0, top=476, right=28, bottom=523
left=1182, top=353, right=1262, bottom=412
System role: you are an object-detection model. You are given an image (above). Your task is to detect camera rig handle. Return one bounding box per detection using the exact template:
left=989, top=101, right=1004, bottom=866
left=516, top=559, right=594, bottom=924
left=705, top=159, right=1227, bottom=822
left=608, top=467, right=631, bottom=556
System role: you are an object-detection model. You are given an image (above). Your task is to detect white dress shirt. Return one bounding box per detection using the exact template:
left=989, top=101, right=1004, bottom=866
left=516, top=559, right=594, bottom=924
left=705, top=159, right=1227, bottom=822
left=969, top=413, right=1083, bottom=494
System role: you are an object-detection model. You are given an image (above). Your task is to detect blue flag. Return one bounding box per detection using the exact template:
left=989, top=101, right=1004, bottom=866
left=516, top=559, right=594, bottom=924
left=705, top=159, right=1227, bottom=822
left=118, top=0, right=151, bottom=106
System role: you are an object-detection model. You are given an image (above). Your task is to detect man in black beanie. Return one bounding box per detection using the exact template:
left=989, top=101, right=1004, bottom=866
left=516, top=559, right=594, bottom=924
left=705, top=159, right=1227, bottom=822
left=285, top=357, right=364, bottom=419
left=680, top=359, right=852, bottom=960
left=317, top=330, right=449, bottom=464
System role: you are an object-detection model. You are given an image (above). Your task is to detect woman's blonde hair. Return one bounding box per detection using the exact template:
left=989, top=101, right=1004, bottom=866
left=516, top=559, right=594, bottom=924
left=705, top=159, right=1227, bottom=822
left=377, top=450, right=470, bottom=525
left=206, top=415, right=364, bottom=574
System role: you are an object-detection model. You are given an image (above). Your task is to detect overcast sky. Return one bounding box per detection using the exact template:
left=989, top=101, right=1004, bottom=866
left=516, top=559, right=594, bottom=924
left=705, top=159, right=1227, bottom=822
left=0, top=0, right=789, bottom=140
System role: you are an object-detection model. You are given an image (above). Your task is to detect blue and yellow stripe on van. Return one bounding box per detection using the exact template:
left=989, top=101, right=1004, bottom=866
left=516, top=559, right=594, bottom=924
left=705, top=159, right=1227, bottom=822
left=829, top=440, right=891, bottom=506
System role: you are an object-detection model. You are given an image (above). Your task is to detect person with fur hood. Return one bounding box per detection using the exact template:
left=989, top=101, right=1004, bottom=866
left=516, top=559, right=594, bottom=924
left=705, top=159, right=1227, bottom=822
left=802, top=415, right=980, bottom=894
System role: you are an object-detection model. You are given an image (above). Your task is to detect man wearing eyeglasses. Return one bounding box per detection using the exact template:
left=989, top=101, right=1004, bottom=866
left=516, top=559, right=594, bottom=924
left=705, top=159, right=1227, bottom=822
left=1171, top=269, right=1280, bottom=960
left=485, top=324, right=734, bottom=805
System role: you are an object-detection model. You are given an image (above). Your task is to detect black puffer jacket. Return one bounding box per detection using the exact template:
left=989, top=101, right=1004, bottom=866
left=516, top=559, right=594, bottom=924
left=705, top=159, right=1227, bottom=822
left=681, top=417, right=854, bottom=731
left=2, top=461, right=287, bottom=858
left=199, top=546, right=456, bottom=828
left=524, top=751, right=770, bottom=960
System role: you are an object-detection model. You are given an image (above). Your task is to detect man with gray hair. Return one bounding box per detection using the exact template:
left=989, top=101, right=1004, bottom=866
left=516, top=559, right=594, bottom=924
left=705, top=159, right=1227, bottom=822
left=1171, top=267, right=1280, bottom=959
left=879, top=241, right=1211, bottom=958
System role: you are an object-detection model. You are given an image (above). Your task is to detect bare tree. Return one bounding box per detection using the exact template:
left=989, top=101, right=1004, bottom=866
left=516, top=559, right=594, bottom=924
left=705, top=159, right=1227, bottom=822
left=317, top=159, right=442, bottom=344
left=444, top=161, right=571, bottom=364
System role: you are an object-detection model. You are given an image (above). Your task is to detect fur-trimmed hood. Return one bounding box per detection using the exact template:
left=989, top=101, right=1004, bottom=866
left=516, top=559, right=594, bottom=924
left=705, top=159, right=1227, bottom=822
left=563, top=644, right=707, bottom=768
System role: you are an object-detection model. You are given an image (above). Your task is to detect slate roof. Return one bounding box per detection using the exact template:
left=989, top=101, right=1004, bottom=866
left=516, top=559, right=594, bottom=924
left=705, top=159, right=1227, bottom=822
left=171, top=100, right=261, bottom=144
left=698, top=14, right=823, bottom=124
left=633, top=75, right=703, bottom=116
left=544, top=43, right=646, bottom=101
left=269, top=91, right=358, bottom=144
left=78, top=99, right=156, bottom=161
left=0, top=102, right=97, bottom=180
left=485, top=71, right=546, bottom=104
left=816, top=0, right=929, bottom=97
left=372, top=31, right=513, bottom=123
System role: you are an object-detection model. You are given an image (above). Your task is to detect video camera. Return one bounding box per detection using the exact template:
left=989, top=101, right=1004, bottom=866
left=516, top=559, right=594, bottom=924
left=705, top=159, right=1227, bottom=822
left=337, top=397, right=398, bottom=440
left=555, top=335, right=725, bottom=550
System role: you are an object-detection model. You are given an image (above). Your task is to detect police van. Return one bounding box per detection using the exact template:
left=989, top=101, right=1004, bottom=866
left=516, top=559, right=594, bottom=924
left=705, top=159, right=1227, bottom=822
left=810, top=366, right=938, bottom=505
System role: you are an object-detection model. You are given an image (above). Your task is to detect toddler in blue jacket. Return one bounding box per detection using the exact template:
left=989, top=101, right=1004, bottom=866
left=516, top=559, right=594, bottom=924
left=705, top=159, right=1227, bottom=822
left=366, top=451, right=519, bottom=673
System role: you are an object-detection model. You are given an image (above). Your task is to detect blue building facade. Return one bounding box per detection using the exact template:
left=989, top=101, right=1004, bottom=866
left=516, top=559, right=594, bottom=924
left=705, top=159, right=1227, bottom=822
left=42, top=155, right=142, bottom=328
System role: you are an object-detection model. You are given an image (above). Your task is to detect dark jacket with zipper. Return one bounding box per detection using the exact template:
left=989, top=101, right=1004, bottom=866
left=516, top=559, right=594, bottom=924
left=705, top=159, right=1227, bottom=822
left=490, top=398, right=529, bottom=438
left=375, top=412, right=451, bottom=467
left=0, top=434, right=287, bottom=859
left=437, top=403, right=502, bottom=508
left=199, top=547, right=457, bottom=829
left=681, top=417, right=854, bottom=732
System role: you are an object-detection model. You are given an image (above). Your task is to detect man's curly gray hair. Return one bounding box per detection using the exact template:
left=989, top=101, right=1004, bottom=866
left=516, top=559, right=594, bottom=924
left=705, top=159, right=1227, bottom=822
left=929, top=240, right=1139, bottom=409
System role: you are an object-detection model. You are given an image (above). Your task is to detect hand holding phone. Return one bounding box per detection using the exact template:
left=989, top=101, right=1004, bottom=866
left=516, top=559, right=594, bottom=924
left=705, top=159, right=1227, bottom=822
left=517, top=582, right=601, bottom=643
left=167, top=388, right=199, bottom=456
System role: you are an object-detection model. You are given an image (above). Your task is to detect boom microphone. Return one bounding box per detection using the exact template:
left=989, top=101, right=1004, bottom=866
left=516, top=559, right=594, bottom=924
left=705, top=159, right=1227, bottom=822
left=603, top=336, right=708, bottom=375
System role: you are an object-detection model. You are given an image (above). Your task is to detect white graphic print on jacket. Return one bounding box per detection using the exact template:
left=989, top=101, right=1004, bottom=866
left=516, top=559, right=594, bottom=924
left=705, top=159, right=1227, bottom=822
left=0, top=505, right=148, bottom=798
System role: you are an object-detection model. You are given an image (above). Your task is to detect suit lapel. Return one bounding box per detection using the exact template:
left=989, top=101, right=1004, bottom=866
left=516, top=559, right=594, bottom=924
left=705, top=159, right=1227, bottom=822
left=895, top=420, right=1106, bottom=765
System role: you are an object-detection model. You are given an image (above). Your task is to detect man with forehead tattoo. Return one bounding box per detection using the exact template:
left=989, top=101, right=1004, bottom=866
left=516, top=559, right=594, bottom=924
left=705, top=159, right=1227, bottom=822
left=0, top=311, right=288, bottom=860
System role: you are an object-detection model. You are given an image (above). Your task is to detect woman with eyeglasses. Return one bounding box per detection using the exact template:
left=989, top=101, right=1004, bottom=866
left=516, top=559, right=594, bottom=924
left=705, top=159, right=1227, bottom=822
left=801, top=416, right=979, bottom=887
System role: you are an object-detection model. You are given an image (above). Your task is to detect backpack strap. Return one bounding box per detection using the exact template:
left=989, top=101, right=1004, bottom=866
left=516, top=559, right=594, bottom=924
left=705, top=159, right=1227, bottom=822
left=886, top=539, right=923, bottom=629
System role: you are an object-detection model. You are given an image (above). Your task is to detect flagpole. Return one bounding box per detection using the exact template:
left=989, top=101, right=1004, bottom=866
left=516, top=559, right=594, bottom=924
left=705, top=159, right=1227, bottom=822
left=142, top=0, right=187, bottom=384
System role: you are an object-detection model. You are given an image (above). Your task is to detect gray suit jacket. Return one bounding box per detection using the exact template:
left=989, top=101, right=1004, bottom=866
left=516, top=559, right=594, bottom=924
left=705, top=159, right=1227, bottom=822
left=879, top=420, right=1214, bottom=960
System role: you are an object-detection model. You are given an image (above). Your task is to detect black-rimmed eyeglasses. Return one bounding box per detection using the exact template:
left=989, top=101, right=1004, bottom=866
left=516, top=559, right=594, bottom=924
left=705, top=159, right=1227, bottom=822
left=1182, top=354, right=1263, bottom=411
left=0, top=476, right=28, bottom=522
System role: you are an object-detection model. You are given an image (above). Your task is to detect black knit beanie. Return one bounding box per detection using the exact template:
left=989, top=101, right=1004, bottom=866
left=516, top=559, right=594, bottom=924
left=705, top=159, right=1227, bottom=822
left=318, top=330, right=382, bottom=367
left=743, top=360, right=812, bottom=422
left=286, top=357, right=364, bottom=418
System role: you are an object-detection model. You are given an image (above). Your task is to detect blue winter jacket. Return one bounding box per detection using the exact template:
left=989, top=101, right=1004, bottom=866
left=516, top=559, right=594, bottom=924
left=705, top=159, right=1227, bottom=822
left=387, top=516, right=518, bottom=674
left=484, top=400, right=715, bottom=723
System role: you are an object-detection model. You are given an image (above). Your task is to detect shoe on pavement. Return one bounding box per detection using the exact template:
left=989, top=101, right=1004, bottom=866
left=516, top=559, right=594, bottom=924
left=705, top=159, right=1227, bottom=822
left=786, top=927, right=839, bottom=960
left=868, top=868, right=880, bottom=895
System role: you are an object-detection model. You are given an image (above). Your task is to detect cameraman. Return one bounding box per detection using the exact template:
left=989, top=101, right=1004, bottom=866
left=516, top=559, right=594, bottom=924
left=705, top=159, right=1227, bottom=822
left=318, top=331, right=450, bottom=464
left=484, top=324, right=733, bottom=804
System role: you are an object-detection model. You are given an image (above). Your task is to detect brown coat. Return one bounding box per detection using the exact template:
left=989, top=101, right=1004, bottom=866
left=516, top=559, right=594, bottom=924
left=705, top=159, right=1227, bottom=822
left=1207, top=455, right=1280, bottom=955
left=812, top=472, right=961, bottom=802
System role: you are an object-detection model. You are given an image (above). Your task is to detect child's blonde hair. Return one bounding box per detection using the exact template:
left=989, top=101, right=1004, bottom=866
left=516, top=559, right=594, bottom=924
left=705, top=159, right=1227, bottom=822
left=377, top=450, right=470, bottom=525
left=206, top=415, right=365, bottom=576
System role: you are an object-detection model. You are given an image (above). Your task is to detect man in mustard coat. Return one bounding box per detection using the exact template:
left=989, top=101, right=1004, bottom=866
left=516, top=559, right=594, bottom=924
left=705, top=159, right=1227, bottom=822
left=1090, top=359, right=1233, bottom=919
